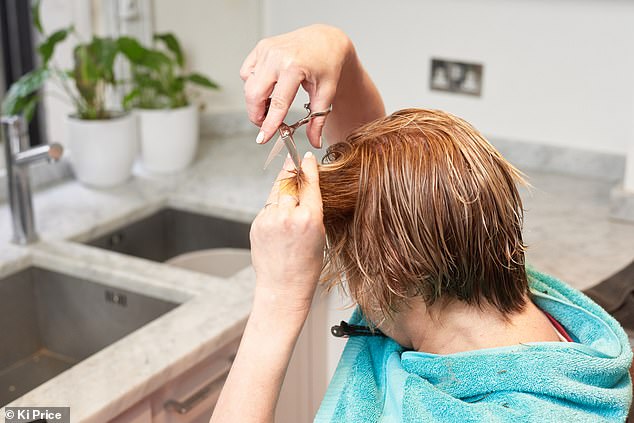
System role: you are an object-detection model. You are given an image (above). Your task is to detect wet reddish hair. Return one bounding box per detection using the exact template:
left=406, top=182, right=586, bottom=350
left=287, top=109, right=528, bottom=322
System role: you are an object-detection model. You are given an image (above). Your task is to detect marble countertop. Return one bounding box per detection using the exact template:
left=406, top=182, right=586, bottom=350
left=0, top=133, right=297, bottom=421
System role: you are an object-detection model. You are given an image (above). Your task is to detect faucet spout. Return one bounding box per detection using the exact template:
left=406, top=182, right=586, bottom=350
left=14, top=143, right=63, bottom=166
left=2, top=115, right=64, bottom=244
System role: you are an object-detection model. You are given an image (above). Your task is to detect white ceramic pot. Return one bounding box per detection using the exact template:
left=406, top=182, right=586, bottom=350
left=67, top=113, right=137, bottom=188
left=137, top=104, right=199, bottom=174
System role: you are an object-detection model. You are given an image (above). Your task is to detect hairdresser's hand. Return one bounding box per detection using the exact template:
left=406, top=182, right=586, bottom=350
left=250, top=151, right=325, bottom=317
left=212, top=152, right=324, bottom=423
left=241, top=24, right=356, bottom=148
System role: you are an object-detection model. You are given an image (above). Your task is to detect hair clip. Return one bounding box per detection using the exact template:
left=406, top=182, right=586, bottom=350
left=331, top=320, right=386, bottom=338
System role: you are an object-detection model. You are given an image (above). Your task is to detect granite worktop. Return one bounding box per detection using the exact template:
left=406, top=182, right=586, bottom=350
left=0, top=132, right=303, bottom=422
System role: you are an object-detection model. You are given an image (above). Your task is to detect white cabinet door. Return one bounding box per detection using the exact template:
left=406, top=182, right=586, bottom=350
left=276, top=287, right=351, bottom=422
left=109, top=399, right=152, bottom=423
left=151, top=338, right=240, bottom=423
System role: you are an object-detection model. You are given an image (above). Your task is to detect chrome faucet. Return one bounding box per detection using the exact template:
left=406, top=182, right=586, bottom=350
left=2, top=115, right=63, bottom=245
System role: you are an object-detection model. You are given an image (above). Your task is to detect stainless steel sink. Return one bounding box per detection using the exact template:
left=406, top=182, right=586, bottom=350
left=0, top=267, right=178, bottom=406
left=85, top=208, right=251, bottom=262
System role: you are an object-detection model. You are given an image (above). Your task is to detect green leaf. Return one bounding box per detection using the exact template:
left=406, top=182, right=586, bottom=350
left=154, top=32, right=184, bottom=67
left=74, top=44, right=97, bottom=86
left=72, top=36, right=121, bottom=115
left=118, top=36, right=171, bottom=70
left=1, top=68, right=50, bottom=117
left=186, top=73, right=219, bottom=90
left=22, top=94, right=40, bottom=122
left=7, top=94, right=37, bottom=121
left=144, top=51, right=172, bottom=71
left=135, top=72, right=164, bottom=92
left=38, top=27, right=72, bottom=65
left=117, top=36, right=147, bottom=63
left=73, top=44, right=98, bottom=109
left=31, top=0, right=43, bottom=33
left=91, top=37, right=119, bottom=83
left=122, top=88, right=140, bottom=109
left=169, top=76, right=185, bottom=95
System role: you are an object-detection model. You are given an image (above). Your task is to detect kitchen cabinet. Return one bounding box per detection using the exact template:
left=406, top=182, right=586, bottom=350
left=110, top=400, right=152, bottom=423
left=111, top=289, right=349, bottom=423
left=110, top=338, right=239, bottom=423
left=276, top=287, right=350, bottom=422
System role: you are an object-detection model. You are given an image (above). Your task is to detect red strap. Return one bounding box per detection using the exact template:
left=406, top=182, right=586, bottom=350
left=543, top=311, right=574, bottom=342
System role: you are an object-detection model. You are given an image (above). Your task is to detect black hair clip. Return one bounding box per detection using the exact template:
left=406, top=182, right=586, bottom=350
left=331, top=320, right=386, bottom=338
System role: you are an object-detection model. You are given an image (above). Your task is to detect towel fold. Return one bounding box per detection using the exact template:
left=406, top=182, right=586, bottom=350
left=315, top=268, right=633, bottom=422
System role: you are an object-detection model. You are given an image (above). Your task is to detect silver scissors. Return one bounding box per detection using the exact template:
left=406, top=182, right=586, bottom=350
left=264, top=102, right=332, bottom=171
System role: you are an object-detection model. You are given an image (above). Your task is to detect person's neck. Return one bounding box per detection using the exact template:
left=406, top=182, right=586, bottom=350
left=379, top=295, right=561, bottom=354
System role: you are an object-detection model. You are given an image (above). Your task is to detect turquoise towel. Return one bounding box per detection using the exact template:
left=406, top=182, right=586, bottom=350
left=315, top=268, right=633, bottom=422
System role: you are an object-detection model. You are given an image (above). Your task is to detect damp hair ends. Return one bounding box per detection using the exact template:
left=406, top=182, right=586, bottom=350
left=279, top=168, right=308, bottom=198
left=299, top=108, right=530, bottom=323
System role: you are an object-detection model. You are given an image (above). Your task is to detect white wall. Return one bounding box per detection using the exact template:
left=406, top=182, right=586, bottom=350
left=153, top=0, right=262, bottom=113
left=263, top=0, right=634, bottom=156
left=40, top=0, right=93, bottom=146
left=40, top=0, right=634, bottom=160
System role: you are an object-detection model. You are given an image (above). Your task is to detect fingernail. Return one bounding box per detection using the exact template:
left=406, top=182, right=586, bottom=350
left=304, top=151, right=313, bottom=159
left=318, top=136, right=323, bottom=149
left=255, top=131, right=265, bottom=144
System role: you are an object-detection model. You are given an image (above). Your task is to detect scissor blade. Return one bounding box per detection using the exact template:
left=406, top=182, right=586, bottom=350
left=282, top=133, right=302, bottom=171
left=263, top=135, right=285, bottom=170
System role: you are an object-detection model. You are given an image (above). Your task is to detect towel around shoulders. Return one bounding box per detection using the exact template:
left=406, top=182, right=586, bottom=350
left=315, top=268, right=633, bottom=423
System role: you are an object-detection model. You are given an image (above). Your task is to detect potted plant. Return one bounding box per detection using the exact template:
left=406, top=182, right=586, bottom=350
left=1, top=2, right=136, bottom=188
left=118, top=34, right=219, bottom=174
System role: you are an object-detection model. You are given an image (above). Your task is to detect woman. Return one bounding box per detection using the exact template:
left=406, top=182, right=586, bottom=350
left=211, top=25, right=632, bottom=422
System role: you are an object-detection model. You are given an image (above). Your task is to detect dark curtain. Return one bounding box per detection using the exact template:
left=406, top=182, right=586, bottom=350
left=0, top=0, right=44, bottom=145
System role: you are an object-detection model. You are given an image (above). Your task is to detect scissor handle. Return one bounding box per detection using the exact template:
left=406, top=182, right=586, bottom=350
left=289, top=103, right=333, bottom=131
left=306, top=102, right=333, bottom=117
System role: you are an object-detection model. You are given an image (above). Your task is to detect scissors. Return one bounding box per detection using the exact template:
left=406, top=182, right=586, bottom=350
left=263, top=102, right=332, bottom=171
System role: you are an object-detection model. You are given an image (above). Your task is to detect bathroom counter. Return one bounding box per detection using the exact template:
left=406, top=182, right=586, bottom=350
left=0, top=133, right=296, bottom=422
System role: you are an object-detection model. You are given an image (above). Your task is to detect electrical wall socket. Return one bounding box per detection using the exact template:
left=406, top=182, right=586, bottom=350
left=430, top=58, right=483, bottom=96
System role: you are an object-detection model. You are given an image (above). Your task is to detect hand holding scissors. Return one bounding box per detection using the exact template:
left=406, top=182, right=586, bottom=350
left=240, top=25, right=352, bottom=148
left=263, top=102, right=332, bottom=171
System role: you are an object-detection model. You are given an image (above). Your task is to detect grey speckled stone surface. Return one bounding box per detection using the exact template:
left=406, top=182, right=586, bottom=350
left=0, top=131, right=633, bottom=421
left=609, top=185, right=634, bottom=223
left=522, top=172, right=634, bottom=290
